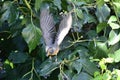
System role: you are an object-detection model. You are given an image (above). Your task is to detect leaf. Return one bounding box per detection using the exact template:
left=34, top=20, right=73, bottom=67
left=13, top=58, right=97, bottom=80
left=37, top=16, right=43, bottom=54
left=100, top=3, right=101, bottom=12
left=113, top=69, right=120, bottom=80
left=38, top=60, right=60, bottom=76
left=104, top=0, right=110, bottom=2
left=113, top=2, right=120, bottom=17
left=74, top=1, right=86, bottom=6
left=96, top=22, right=108, bottom=33
left=108, top=16, right=120, bottom=29
left=96, top=42, right=108, bottom=58
left=99, top=59, right=107, bottom=70
left=108, top=30, right=120, bottom=45
left=109, top=49, right=120, bottom=62
left=53, top=0, right=61, bottom=10
left=96, top=0, right=105, bottom=8
left=96, top=42, right=108, bottom=54
left=94, top=71, right=101, bottom=77
left=1, top=1, right=11, bottom=22
left=75, top=8, right=84, bottom=19
left=77, top=58, right=99, bottom=75
left=109, top=23, right=120, bottom=29
left=8, top=52, right=28, bottom=63
left=58, top=70, right=74, bottom=80
left=4, top=59, right=14, bottom=69
left=76, top=46, right=89, bottom=58
left=72, top=61, right=82, bottom=74
left=95, top=4, right=110, bottom=22
left=108, top=43, right=119, bottom=53
left=72, top=72, right=93, bottom=80
left=102, top=71, right=111, bottom=80
left=0, top=1, right=18, bottom=23
left=35, top=0, right=42, bottom=12
left=68, top=46, right=88, bottom=60
left=22, top=24, right=41, bottom=53
left=87, top=30, right=97, bottom=39
left=108, top=15, right=117, bottom=23
left=83, top=13, right=96, bottom=23
left=88, top=41, right=108, bottom=58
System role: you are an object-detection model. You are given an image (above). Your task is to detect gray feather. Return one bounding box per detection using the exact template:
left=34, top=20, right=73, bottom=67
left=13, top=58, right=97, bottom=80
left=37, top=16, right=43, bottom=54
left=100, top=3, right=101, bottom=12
left=40, top=9, right=55, bottom=46
left=55, top=13, right=72, bottom=46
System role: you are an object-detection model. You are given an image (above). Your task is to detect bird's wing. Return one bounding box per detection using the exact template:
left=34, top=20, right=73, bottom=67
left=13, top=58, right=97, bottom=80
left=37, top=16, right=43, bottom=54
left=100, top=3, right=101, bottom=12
left=55, top=13, right=72, bottom=46
left=40, top=9, right=55, bottom=47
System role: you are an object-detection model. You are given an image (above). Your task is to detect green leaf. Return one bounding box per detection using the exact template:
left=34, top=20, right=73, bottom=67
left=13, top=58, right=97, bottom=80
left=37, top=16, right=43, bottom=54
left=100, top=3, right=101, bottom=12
left=109, top=23, right=120, bottom=29
left=75, top=8, right=83, bottom=19
left=77, top=46, right=89, bottom=58
left=73, top=1, right=86, bottom=6
left=113, top=69, right=120, bottom=80
left=108, top=30, right=120, bottom=45
left=96, top=0, right=105, bottom=8
left=0, top=1, right=18, bottom=23
left=22, top=24, right=41, bottom=53
left=113, top=2, right=120, bottom=17
left=77, top=58, right=99, bottom=75
left=4, top=59, right=14, bottom=69
left=93, top=71, right=101, bottom=77
left=89, top=41, right=108, bottom=58
left=109, top=49, right=120, bottom=62
left=58, top=70, right=74, bottom=80
left=72, top=72, right=93, bottom=80
left=104, top=0, right=110, bottom=2
left=87, top=30, right=97, bottom=39
left=1, top=1, right=11, bottom=22
left=8, top=52, right=28, bottom=63
left=95, top=4, right=110, bottom=22
left=38, top=60, right=60, bottom=76
left=68, top=46, right=88, bottom=60
left=83, top=13, right=96, bottom=23
left=102, top=71, right=111, bottom=80
left=96, top=22, right=108, bottom=33
left=99, top=59, right=106, bottom=70
left=35, top=0, right=42, bottom=12
left=108, top=16, right=117, bottom=23
left=108, top=43, right=120, bottom=53
left=53, top=0, right=61, bottom=10
left=108, top=16, right=120, bottom=29
left=96, top=42, right=108, bottom=53
left=72, top=61, right=82, bottom=74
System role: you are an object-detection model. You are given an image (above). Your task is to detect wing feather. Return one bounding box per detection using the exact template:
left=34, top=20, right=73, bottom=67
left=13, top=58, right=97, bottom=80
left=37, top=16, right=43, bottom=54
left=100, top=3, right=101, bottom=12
left=40, top=9, right=55, bottom=46
left=55, top=13, right=72, bottom=46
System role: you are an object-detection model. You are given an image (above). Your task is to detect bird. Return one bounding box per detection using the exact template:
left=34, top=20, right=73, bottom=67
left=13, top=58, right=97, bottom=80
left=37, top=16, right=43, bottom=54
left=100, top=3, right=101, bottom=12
left=40, top=8, right=72, bottom=57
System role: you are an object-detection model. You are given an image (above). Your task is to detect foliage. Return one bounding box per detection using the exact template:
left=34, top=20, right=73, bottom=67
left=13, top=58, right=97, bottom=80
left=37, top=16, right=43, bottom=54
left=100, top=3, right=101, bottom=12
left=0, top=0, right=120, bottom=80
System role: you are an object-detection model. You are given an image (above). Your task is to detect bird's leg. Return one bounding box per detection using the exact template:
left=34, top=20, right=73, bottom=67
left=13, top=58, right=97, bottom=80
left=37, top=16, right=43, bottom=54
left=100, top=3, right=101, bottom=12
left=49, top=56, right=52, bottom=60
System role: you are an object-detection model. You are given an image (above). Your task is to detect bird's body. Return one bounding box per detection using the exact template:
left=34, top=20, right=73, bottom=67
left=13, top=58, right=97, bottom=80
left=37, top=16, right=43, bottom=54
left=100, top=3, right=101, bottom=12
left=40, top=9, right=72, bottom=57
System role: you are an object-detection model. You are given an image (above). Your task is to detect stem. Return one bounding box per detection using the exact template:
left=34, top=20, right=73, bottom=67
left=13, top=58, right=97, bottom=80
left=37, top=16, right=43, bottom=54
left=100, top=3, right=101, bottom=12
left=32, top=58, right=41, bottom=80
left=23, top=0, right=31, bottom=10
left=72, top=32, right=76, bottom=41
left=31, top=10, right=34, bottom=26
left=103, top=27, right=106, bottom=37
left=23, top=0, right=34, bottom=21
left=22, top=58, right=41, bottom=80
left=66, top=38, right=103, bottom=49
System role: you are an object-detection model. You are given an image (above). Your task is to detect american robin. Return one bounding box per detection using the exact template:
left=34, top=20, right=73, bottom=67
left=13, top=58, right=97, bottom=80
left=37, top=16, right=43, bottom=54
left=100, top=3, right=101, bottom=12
left=40, top=8, right=72, bottom=57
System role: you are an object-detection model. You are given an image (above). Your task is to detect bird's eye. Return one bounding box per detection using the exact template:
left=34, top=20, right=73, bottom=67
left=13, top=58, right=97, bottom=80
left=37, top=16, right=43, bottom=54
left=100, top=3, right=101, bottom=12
left=49, top=49, right=54, bottom=54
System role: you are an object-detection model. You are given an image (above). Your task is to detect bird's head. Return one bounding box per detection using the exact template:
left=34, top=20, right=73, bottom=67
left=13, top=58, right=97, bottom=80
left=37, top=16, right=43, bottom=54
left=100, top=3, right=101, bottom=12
left=46, top=45, right=59, bottom=57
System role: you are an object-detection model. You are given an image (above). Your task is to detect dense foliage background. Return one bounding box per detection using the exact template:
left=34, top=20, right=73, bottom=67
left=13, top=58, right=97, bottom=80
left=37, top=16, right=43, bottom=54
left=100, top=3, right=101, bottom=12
left=0, top=0, right=120, bottom=80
